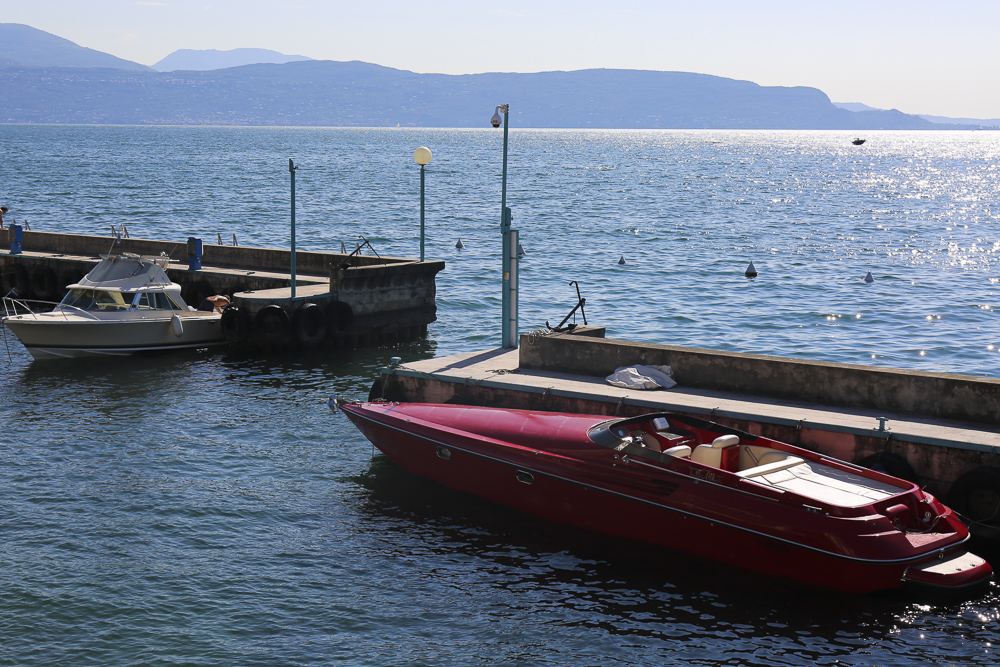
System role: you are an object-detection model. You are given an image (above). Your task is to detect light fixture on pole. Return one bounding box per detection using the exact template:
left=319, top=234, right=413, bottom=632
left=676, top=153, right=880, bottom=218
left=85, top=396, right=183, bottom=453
left=491, top=104, right=518, bottom=349
left=413, top=146, right=432, bottom=262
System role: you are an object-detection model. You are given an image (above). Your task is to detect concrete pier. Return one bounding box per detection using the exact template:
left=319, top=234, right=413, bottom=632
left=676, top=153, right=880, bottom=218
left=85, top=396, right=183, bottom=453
left=1, top=230, right=444, bottom=350
left=372, top=328, right=1000, bottom=540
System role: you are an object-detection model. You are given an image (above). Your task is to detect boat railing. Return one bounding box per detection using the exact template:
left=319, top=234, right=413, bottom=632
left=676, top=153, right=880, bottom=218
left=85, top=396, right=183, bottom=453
left=1, top=297, right=103, bottom=321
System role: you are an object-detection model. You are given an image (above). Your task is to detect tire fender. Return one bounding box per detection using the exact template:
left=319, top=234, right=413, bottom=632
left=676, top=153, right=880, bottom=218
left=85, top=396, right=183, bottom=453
left=292, top=302, right=327, bottom=347
left=220, top=305, right=252, bottom=344
left=858, top=452, right=919, bottom=484
left=31, top=266, right=59, bottom=301
left=947, top=466, right=1000, bottom=530
left=325, top=300, right=354, bottom=335
left=253, top=304, right=290, bottom=344
left=2, top=262, right=30, bottom=298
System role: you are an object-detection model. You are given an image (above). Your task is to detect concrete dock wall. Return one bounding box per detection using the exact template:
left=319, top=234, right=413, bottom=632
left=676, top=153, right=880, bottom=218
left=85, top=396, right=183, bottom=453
left=520, top=332, right=1000, bottom=426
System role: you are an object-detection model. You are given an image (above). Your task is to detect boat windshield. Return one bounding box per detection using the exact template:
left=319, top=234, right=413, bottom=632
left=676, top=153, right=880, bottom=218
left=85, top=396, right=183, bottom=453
left=588, top=414, right=704, bottom=463
left=59, top=288, right=185, bottom=312
left=58, top=288, right=132, bottom=311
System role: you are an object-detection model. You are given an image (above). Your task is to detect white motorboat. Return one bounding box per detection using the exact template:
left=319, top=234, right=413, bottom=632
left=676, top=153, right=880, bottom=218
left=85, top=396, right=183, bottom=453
left=2, top=253, right=225, bottom=360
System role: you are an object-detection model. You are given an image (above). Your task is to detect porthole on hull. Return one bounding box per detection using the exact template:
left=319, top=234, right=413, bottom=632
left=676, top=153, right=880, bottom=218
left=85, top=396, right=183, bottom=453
left=435, top=446, right=452, bottom=460
left=515, top=470, right=534, bottom=485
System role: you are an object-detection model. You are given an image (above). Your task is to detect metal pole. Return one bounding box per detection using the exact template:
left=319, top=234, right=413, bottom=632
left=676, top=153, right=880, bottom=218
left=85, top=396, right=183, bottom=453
left=499, top=104, right=511, bottom=348
left=289, top=158, right=297, bottom=299
left=420, top=164, right=426, bottom=262
left=504, top=228, right=518, bottom=349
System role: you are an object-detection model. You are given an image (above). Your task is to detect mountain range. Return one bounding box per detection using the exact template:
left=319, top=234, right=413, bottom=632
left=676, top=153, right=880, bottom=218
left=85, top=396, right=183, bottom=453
left=0, top=23, right=991, bottom=130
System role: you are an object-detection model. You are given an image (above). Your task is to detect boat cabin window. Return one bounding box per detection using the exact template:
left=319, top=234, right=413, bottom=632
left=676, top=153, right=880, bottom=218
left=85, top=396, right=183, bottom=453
left=59, top=288, right=132, bottom=312
left=134, top=292, right=183, bottom=311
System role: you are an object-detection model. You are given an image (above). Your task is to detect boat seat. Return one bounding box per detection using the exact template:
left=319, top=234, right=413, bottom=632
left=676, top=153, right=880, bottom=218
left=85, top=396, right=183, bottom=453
left=662, top=444, right=692, bottom=458
left=736, top=456, right=806, bottom=479
left=691, top=434, right=741, bottom=467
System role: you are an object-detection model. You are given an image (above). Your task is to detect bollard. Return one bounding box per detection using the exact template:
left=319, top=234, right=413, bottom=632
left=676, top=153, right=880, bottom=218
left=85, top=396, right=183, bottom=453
left=187, top=237, right=203, bottom=270
left=9, top=224, right=23, bottom=254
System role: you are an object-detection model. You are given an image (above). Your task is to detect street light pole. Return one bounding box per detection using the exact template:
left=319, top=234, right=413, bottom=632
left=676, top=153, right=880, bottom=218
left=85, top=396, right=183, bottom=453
left=414, top=146, right=432, bottom=262
left=491, top=104, right=517, bottom=349
left=289, top=158, right=298, bottom=299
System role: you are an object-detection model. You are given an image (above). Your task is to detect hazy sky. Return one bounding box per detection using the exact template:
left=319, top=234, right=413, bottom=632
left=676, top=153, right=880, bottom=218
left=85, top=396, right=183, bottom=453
left=2, top=0, right=998, bottom=119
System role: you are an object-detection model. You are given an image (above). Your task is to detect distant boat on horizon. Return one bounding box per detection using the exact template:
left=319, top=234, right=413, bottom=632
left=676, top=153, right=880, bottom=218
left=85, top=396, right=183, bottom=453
left=852, top=138, right=866, bottom=145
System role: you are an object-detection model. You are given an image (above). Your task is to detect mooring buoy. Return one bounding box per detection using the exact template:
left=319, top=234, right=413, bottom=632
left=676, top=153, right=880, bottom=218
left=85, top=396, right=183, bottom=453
left=864, top=271, right=874, bottom=283
left=618, top=255, right=626, bottom=265
left=456, top=238, right=465, bottom=250
left=745, top=261, right=758, bottom=277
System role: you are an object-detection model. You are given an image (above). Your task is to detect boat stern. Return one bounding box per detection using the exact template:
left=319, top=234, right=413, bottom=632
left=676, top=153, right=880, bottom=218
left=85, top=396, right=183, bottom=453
left=902, top=549, right=993, bottom=591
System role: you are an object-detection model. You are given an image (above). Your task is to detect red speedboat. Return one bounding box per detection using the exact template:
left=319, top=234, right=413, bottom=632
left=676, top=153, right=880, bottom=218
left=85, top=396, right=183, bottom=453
left=340, top=402, right=992, bottom=594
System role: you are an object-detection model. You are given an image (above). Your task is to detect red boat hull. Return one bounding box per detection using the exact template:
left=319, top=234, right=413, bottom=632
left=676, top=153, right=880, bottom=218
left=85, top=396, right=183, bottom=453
left=341, top=402, right=992, bottom=594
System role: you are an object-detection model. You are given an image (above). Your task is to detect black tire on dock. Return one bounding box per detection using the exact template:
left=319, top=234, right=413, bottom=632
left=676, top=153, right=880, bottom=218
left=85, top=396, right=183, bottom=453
left=220, top=305, right=252, bottom=344
left=293, top=302, right=327, bottom=347
left=325, top=300, right=354, bottom=335
left=948, top=467, right=1000, bottom=533
left=1, top=263, right=30, bottom=298
left=858, top=452, right=919, bottom=484
left=183, top=280, right=215, bottom=310
left=59, top=269, right=85, bottom=295
left=31, top=266, right=60, bottom=302
left=253, top=304, right=290, bottom=344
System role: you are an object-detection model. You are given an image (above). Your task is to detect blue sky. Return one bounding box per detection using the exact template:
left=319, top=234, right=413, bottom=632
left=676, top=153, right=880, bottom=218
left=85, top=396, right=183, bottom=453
left=2, top=0, right=998, bottom=118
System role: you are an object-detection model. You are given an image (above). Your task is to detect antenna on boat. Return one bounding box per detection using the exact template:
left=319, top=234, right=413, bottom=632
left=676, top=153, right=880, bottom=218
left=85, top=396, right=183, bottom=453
left=106, top=225, right=122, bottom=257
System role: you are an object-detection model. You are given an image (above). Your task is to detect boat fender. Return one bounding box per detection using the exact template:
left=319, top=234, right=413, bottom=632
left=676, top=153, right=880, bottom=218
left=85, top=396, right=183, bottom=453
left=170, top=313, right=184, bottom=337
left=325, top=300, right=354, bottom=335
left=367, top=377, right=385, bottom=402
left=220, top=305, right=252, bottom=344
left=292, top=302, right=327, bottom=347
left=253, top=304, right=290, bottom=344
left=1, top=262, right=30, bottom=298
left=31, top=266, right=59, bottom=301
left=858, top=452, right=919, bottom=484
left=947, top=466, right=1000, bottom=535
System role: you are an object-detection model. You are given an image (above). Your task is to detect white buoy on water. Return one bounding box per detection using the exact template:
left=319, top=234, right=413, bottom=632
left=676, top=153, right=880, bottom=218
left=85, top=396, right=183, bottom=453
left=456, top=238, right=465, bottom=250
left=517, top=243, right=524, bottom=256
left=864, top=271, right=875, bottom=283
left=618, top=255, right=626, bottom=265
left=745, top=261, right=758, bottom=277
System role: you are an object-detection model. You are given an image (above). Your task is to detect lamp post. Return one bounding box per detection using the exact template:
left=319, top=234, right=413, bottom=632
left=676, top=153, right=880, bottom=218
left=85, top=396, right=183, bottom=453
left=491, top=104, right=518, bottom=349
left=288, top=158, right=298, bottom=299
left=413, top=146, right=432, bottom=261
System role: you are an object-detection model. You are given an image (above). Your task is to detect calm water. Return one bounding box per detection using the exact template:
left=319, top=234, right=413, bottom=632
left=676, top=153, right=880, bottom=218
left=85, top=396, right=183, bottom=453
left=1, top=126, right=999, bottom=665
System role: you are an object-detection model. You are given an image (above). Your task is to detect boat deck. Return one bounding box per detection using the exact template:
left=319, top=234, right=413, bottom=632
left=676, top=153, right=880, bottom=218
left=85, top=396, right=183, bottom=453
left=744, top=461, right=901, bottom=505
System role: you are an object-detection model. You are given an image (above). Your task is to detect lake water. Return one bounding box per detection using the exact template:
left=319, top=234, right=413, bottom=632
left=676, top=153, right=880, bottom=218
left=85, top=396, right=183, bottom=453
left=1, top=125, right=998, bottom=665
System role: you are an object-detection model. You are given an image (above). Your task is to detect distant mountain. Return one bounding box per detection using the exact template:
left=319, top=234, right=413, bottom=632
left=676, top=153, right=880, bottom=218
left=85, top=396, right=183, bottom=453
left=153, top=48, right=313, bottom=72
left=0, top=24, right=977, bottom=129
left=0, top=23, right=152, bottom=71
left=835, top=101, right=999, bottom=129
left=833, top=102, right=882, bottom=113
left=918, top=114, right=1000, bottom=129
left=0, top=59, right=961, bottom=129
